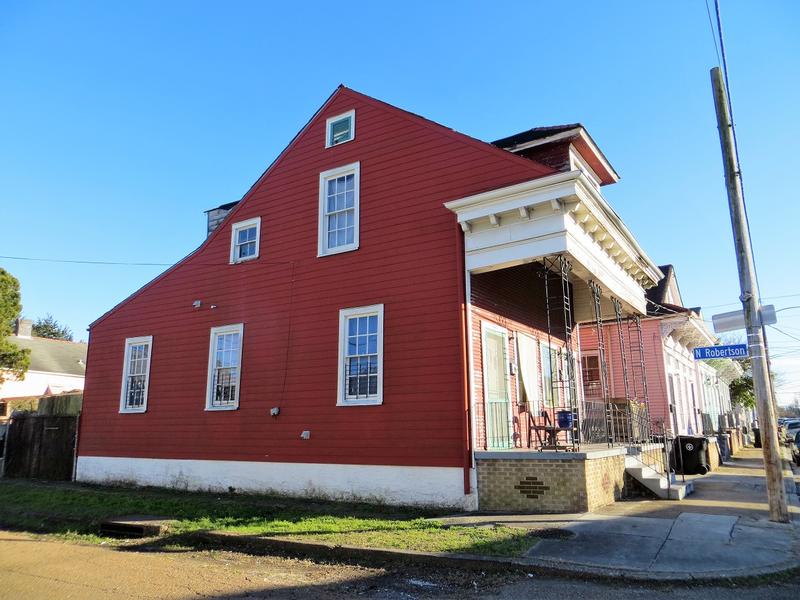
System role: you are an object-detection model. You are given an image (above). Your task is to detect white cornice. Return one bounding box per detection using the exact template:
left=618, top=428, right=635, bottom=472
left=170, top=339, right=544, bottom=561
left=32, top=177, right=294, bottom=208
left=444, top=170, right=661, bottom=289
left=443, top=170, right=580, bottom=212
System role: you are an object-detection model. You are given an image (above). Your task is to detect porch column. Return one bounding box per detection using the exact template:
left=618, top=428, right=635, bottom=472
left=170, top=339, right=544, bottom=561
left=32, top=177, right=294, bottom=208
left=587, top=280, right=613, bottom=445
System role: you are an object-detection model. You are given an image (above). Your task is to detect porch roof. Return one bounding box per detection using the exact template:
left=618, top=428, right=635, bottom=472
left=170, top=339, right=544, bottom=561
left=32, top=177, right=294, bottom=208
left=444, top=170, right=662, bottom=316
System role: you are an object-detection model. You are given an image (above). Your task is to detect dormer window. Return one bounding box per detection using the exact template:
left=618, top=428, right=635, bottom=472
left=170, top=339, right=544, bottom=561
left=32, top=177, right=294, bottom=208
left=229, top=217, right=261, bottom=264
left=326, top=110, right=355, bottom=147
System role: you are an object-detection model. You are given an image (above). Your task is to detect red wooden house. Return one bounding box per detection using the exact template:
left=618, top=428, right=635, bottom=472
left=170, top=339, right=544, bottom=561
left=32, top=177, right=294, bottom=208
left=77, top=87, right=662, bottom=510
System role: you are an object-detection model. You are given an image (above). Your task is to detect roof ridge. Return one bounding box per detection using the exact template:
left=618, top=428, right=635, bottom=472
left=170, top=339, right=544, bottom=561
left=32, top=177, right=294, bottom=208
left=337, top=86, right=555, bottom=179
left=10, top=334, right=87, bottom=345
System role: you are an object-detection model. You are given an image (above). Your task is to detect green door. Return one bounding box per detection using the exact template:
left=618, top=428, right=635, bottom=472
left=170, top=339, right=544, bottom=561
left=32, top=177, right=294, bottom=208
left=483, top=327, right=513, bottom=449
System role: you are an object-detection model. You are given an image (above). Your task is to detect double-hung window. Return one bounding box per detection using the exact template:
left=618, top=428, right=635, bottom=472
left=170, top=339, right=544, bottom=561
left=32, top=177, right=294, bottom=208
left=338, top=304, right=383, bottom=406
left=206, top=324, right=244, bottom=410
left=318, top=162, right=360, bottom=256
left=230, top=217, right=261, bottom=263
left=120, top=336, right=153, bottom=413
left=325, top=110, right=355, bottom=147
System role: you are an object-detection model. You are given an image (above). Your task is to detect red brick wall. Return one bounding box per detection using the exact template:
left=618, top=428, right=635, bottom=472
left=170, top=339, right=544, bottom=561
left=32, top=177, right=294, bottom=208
left=517, top=141, right=572, bottom=173
left=469, top=263, right=576, bottom=449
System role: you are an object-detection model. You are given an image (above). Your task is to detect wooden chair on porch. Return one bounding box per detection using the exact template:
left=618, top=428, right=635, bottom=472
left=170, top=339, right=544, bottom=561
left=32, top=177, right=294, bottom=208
left=529, top=408, right=570, bottom=450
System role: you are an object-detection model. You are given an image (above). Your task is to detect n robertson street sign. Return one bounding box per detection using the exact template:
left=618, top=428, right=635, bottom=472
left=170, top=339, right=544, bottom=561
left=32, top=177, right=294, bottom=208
left=693, top=344, right=749, bottom=360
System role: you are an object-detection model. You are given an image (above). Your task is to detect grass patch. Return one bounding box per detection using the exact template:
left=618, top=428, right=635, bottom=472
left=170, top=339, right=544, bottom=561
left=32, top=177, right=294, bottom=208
left=0, top=480, right=538, bottom=557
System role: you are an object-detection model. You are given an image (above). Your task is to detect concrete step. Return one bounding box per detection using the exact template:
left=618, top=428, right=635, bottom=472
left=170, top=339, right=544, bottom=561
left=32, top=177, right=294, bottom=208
left=667, top=480, right=693, bottom=500
left=625, top=456, right=693, bottom=500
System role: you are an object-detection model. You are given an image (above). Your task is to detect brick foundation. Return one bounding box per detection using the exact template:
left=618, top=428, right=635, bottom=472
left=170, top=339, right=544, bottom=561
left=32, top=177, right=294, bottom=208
left=476, top=449, right=627, bottom=513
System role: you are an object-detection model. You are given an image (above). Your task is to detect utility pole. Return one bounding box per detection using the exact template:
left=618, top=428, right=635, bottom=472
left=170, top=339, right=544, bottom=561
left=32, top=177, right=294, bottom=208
left=710, top=66, right=789, bottom=523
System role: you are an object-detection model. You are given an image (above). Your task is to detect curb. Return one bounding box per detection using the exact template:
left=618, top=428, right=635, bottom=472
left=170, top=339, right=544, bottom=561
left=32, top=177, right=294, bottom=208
left=190, top=531, right=800, bottom=584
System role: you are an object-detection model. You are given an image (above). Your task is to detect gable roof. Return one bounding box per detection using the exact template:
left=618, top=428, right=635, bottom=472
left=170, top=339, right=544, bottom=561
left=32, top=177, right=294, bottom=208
left=491, top=123, right=620, bottom=185
left=204, top=200, right=240, bottom=213
left=89, top=85, right=556, bottom=330
left=645, top=264, right=694, bottom=316
left=6, top=336, right=87, bottom=376
left=491, top=124, right=582, bottom=148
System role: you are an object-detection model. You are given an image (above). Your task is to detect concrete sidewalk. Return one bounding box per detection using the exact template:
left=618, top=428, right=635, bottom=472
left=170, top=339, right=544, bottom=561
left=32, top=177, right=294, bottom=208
left=439, top=447, right=800, bottom=580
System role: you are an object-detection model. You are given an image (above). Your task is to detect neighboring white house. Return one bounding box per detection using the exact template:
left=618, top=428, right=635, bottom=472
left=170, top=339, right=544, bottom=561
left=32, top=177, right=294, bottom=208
left=1, top=319, right=87, bottom=419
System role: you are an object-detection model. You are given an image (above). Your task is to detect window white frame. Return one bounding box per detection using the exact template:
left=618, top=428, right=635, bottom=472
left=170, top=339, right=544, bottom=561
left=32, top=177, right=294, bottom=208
left=325, top=109, right=355, bottom=148
left=515, top=332, right=540, bottom=410
left=481, top=321, right=514, bottom=448
left=540, top=340, right=556, bottom=408
left=119, top=335, right=153, bottom=414
left=337, top=304, right=383, bottom=406
left=318, top=162, right=360, bottom=257
left=205, top=323, right=244, bottom=411
left=229, top=217, right=261, bottom=264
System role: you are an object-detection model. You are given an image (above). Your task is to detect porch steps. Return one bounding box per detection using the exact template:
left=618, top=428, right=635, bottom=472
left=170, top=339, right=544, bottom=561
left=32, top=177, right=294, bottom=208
left=624, top=456, right=693, bottom=501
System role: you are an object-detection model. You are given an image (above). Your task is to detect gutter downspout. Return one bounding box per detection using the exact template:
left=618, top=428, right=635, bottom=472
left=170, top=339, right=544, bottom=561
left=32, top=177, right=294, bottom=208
left=455, top=226, right=473, bottom=497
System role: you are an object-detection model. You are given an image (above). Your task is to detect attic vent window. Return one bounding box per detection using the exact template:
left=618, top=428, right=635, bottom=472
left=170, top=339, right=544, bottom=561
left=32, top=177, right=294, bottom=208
left=326, top=110, right=355, bottom=147
left=229, top=217, right=261, bottom=264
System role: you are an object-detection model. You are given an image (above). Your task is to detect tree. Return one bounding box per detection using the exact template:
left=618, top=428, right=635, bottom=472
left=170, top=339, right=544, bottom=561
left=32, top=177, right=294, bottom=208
left=0, top=268, right=30, bottom=383
left=730, top=374, right=756, bottom=410
left=32, top=313, right=74, bottom=341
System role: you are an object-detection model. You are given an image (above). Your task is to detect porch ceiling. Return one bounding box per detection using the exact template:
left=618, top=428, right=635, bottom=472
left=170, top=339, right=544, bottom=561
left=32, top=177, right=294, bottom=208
left=444, top=171, right=662, bottom=317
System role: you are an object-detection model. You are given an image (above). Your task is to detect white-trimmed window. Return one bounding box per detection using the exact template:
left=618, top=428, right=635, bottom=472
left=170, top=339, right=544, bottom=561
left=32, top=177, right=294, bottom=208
left=325, top=109, right=355, bottom=147
left=120, top=336, right=153, bottom=413
left=540, top=342, right=556, bottom=407
left=206, top=324, right=244, bottom=410
left=338, top=304, right=383, bottom=406
left=318, top=162, right=360, bottom=256
left=229, top=217, right=261, bottom=264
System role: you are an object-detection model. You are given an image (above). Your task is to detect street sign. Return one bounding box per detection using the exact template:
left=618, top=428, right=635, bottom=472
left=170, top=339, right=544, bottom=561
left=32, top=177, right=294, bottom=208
left=693, top=344, right=749, bottom=360
left=711, top=304, right=776, bottom=333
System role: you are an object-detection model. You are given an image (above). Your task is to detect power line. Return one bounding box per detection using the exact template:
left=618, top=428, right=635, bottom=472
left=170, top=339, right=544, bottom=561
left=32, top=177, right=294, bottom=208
left=769, top=325, right=800, bottom=344
left=0, top=255, right=176, bottom=267
left=702, top=293, right=800, bottom=310
left=0, top=254, right=293, bottom=268
left=704, top=0, right=722, bottom=65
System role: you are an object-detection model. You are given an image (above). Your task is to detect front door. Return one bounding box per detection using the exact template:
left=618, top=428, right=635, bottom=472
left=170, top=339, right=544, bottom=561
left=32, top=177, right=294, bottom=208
left=483, top=325, right=513, bottom=449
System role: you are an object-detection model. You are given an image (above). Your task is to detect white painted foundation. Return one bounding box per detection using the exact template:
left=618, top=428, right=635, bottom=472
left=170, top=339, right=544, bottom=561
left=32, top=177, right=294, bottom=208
left=76, top=456, right=476, bottom=509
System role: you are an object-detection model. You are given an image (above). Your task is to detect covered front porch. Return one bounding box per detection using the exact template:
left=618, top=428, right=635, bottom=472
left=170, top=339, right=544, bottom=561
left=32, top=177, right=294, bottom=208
left=446, top=169, right=665, bottom=512
left=446, top=170, right=662, bottom=455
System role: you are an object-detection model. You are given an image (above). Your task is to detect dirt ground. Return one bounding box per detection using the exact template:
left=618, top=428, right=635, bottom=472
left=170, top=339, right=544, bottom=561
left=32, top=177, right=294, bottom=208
left=1, top=530, right=799, bottom=599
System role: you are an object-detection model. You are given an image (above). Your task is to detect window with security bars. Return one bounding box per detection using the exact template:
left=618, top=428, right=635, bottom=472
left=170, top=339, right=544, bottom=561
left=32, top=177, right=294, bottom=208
left=120, top=336, right=152, bottom=413
left=338, top=305, right=383, bottom=405
left=581, top=354, right=602, bottom=399
left=318, top=163, right=359, bottom=256
left=230, top=217, right=260, bottom=263
left=206, top=324, right=243, bottom=410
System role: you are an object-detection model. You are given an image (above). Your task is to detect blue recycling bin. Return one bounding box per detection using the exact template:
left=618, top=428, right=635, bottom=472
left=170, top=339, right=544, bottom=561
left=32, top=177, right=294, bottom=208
left=557, top=410, right=574, bottom=429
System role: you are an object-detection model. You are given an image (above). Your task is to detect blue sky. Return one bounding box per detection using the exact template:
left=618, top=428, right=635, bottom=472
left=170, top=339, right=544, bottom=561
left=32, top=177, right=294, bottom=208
left=2, top=1, right=799, bottom=402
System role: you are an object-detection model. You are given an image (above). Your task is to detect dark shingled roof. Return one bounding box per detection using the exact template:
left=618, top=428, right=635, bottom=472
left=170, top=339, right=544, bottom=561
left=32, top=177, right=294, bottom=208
left=7, top=336, right=87, bottom=376
left=646, top=264, right=674, bottom=307
left=646, top=265, right=693, bottom=316
left=204, top=200, right=240, bottom=213
left=491, top=124, right=582, bottom=149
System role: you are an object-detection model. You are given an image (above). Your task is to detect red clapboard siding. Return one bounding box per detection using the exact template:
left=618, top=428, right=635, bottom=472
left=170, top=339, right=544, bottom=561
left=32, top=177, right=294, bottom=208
left=78, top=87, right=554, bottom=468
left=469, top=264, right=575, bottom=450
left=577, top=318, right=671, bottom=430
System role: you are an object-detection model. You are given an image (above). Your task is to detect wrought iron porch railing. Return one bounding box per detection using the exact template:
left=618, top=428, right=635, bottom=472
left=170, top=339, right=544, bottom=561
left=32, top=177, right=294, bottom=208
left=579, top=399, right=651, bottom=446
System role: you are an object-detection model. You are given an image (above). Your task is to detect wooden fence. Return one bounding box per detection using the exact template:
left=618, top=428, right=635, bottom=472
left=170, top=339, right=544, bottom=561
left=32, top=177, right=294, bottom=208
left=3, top=414, right=78, bottom=480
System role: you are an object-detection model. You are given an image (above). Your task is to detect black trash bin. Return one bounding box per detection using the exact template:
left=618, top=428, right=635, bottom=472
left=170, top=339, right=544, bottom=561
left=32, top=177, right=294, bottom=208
left=672, top=436, right=710, bottom=475
left=753, top=428, right=762, bottom=448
